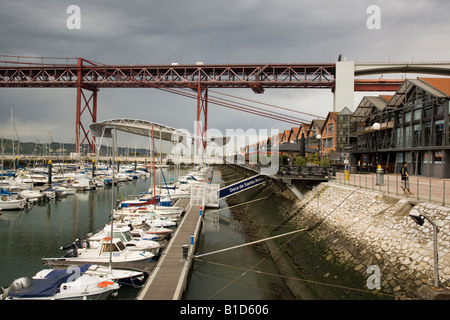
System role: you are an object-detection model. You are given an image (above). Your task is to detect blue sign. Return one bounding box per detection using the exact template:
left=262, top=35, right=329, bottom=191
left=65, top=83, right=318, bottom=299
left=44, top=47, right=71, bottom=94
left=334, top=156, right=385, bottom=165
left=219, top=175, right=265, bottom=199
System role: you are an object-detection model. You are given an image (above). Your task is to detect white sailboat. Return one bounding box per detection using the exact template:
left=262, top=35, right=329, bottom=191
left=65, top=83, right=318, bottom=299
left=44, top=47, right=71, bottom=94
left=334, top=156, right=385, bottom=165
left=0, top=138, right=25, bottom=211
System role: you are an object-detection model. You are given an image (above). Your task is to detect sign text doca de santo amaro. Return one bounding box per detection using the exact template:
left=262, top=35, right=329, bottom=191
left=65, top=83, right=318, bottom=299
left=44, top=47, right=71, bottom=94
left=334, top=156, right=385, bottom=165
left=219, top=175, right=265, bottom=199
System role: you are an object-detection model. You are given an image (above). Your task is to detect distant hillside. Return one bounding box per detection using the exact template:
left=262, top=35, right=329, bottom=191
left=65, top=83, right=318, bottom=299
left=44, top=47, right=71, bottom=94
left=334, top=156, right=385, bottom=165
left=0, top=138, right=150, bottom=157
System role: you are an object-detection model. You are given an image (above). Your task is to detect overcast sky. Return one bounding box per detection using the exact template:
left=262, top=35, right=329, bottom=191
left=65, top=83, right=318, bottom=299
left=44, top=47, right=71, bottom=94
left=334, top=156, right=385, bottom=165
left=1, top=0, right=450, bottom=150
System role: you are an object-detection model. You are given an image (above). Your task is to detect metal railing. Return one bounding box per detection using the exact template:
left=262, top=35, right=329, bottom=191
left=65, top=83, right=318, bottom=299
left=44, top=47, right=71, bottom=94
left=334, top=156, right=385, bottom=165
left=334, top=171, right=449, bottom=206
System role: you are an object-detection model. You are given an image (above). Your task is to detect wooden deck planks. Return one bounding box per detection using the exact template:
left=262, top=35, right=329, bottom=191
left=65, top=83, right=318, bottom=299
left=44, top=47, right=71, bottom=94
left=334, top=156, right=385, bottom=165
left=137, top=197, right=204, bottom=300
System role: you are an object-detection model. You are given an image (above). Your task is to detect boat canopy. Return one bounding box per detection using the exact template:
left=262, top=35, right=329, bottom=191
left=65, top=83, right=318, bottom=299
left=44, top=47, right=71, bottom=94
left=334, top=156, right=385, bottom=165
left=9, top=264, right=92, bottom=298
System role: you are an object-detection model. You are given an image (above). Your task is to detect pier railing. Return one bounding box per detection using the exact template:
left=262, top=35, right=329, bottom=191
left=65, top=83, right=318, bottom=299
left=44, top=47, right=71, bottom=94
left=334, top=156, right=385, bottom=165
left=333, top=171, right=449, bottom=206
left=234, top=163, right=336, bottom=180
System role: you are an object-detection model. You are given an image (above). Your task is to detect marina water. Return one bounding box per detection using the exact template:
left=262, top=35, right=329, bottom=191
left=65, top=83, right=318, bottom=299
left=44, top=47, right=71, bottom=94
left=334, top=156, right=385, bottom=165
left=0, top=166, right=293, bottom=300
left=184, top=167, right=294, bottom=300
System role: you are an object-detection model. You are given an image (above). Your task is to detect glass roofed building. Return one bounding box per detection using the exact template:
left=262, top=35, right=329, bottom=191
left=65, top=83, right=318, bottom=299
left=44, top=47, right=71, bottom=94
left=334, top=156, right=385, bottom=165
left=349, top=78, right=450, bottom=178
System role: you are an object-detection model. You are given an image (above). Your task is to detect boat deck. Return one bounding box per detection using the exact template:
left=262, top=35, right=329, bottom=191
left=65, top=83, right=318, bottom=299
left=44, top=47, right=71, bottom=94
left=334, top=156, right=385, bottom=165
left=136, top=197, right=204, bottom=300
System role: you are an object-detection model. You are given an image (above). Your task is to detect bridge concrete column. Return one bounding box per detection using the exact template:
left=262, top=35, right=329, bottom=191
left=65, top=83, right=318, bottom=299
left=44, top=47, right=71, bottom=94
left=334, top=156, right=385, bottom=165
left=333, top=60, right=355, bottom=112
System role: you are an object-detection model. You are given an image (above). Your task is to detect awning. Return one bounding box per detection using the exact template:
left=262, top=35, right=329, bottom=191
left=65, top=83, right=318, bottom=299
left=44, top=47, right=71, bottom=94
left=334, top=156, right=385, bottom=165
left=353, top=121, right=394, bottom=135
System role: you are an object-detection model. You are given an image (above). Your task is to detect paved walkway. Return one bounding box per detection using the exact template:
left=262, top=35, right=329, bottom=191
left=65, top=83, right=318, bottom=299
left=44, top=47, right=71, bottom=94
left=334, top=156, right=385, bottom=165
left=333, top=171, right=450, bottom=206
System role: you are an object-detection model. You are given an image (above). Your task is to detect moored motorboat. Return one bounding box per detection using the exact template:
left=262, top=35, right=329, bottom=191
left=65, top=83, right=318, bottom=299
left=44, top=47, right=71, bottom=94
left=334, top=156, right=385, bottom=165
left=87, top=224, right=161, bottom=254
left=1, top=264, right=119, bottom=300
left=72, top=178, right=96, bottom=191
left=43, top=237, right=156, bottom=272
left=113, top=221, right=173, bottom=241
left=81, top=264, right=145, bottom=287
left=53, top=185, right=77, bottom=195
left=0, top=196, right=25, bottom=210
left=19, top=189, right=45, bottom=202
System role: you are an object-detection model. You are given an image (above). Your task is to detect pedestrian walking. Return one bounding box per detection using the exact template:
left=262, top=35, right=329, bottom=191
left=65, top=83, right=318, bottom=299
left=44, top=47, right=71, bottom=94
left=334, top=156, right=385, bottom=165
left=398, top=162, right=413, bottom=195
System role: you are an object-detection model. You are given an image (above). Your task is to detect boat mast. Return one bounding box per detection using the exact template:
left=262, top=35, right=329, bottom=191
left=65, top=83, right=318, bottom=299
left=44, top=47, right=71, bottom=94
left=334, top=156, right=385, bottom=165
left=109, top=128, right=117, bottom=272
left=11, top=108, right=15, bottom=171
left=1, top=138, right=3, bottom=191
left=152, top=125, right=156, bottom=209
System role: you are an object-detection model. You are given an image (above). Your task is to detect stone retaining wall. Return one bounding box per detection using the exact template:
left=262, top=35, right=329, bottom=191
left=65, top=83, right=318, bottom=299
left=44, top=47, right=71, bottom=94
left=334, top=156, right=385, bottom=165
left=287, top=181, right=450, bottom=299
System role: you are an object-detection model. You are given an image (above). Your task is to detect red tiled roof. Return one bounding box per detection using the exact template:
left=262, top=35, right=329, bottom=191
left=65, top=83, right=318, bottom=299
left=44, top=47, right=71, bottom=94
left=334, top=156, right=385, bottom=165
left=420, top=77, right=450, bottom=97
left=380, top=95, right=393, bottom=102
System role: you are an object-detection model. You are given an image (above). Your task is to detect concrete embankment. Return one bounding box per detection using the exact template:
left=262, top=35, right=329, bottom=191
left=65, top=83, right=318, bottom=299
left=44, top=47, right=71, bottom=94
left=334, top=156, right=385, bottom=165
left=223, top=165, right=450, bottom=300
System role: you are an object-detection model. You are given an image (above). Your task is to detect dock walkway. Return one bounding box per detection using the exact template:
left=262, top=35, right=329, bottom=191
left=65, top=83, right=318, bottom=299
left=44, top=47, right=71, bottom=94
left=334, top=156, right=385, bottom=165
left=137, top=195, right=205, bottom=300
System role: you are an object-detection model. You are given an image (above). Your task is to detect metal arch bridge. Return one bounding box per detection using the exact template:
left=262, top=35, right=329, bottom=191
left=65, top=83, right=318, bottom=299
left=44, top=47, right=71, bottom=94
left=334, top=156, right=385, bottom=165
left=89, top=118, right=229, bottom=147
left=1, top=56, right=450, bottom=153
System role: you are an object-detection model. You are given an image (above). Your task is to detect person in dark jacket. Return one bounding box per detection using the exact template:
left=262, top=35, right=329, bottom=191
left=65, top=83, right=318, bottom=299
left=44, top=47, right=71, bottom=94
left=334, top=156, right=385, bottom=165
left=398, top=162, right=413, bottom=195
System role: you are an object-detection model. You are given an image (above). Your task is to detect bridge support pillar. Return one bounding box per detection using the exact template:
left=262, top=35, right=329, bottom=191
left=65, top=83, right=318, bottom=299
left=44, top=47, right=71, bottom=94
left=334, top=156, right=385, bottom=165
left=196, top=83, right=208, bottom=156
left=76, top=58, right=98, bottom=154
left=333, top=60, right=355, bottom=112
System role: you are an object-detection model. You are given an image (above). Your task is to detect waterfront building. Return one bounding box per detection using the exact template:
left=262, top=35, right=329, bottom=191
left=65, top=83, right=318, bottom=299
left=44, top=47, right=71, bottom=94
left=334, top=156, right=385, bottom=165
left=287, top=127, right=301, bottom=144
left=277, top=126, right=302, bottom=163
left=241, top=77, right=450, bottom=178
left=350, top=95, right=393, bottom=171
left=297, top=123, right=310, bottom=157
left=281, top=130, right=291, bottom=144
left=335, top=107, right=355, bottom=153
left=350, top=78, right=450, bottom=178
left=305, top=119, right=325, bottom=157
left=319, top=112, right=338, bottom=159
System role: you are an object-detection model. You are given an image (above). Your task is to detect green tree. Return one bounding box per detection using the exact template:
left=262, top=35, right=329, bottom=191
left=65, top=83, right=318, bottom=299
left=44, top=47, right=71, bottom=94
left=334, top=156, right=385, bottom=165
left=294, top=156, right=307, bottom=167
left=320, top=156, right=330, bottom=167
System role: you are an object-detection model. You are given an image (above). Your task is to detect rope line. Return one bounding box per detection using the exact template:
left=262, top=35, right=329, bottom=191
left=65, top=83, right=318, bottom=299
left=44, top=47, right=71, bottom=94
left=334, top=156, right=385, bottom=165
left=203, top=225, right=307, bottom=299
left=195, top=259, right=400, bottom=299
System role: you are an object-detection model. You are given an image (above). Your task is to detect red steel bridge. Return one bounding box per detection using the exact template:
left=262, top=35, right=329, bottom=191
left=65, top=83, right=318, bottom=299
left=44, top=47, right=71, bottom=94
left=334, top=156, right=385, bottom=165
left=0, top=56, right=430, bottom=152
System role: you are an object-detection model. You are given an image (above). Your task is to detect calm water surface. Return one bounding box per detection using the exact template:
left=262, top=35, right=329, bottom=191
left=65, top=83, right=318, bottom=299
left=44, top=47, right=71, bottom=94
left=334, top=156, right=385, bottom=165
left=1, top=166, right=293, bottom=300
left=0, top=170, right=159, bottom=292
left=184, top=168, right=294, bottom=300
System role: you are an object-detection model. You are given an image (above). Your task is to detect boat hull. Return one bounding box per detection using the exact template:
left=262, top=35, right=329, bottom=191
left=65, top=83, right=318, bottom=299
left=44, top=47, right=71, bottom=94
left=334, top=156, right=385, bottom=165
left=42, top=259, right=158, bottom=275
left=0, top=199, right=24, bottom=210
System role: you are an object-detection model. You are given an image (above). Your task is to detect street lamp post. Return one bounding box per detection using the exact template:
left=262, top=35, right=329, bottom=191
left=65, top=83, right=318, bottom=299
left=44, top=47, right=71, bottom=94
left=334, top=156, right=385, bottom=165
left=316, top=134, right=322, bottom=162
left=373, top=122, right=381, bottom=166
left=409, top=210, right=440, bottom=288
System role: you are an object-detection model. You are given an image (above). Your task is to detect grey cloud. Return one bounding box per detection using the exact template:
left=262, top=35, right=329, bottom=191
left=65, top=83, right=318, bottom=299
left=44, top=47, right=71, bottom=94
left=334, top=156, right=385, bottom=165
left=1, top=0, right=450, bottom=145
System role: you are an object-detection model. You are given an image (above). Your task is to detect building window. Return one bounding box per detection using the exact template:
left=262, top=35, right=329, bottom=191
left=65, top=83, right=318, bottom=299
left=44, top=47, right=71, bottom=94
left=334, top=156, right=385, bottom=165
left=423, top=106, right=432, bottom=119
left=413, top=124, right=421, bottom=147
left=434, top=151, right=443, bottom=164
left=396, top=127, right=403, bottom=148
left=423, top=123, right=431, bottom=147
left=404, top=126, right=412, bottom=148
left=435, top=120, right=444, bottom=146
left=435, top=104, right=444, bottom=116
left=404, top=111, right=411, bottom=123
left=423, top=151, right=431, bottom=164
left=413, top=108, right=421, bottom=121
left=328, top=123, right=334, bottom=135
